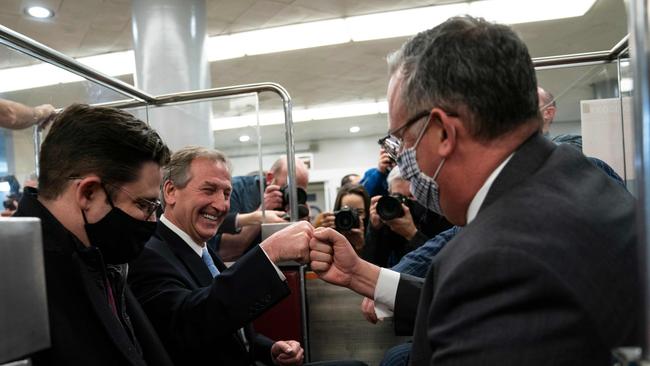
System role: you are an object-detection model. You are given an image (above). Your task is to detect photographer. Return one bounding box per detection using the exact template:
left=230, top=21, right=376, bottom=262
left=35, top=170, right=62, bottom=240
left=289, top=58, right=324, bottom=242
left=361, top=166, right=452, bottom=267
left=360, top=147, right=395, bottom=197
left=212, top=157, right=310, bottom=261
left=315, top=184, right=370, bottom=253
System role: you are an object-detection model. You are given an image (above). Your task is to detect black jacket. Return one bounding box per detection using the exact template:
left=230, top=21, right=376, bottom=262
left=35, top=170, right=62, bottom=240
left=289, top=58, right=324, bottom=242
left=129, top=221, right=290, bottom=366
left=394, top=134, right=641, bottom=365
left=14, top=188, right=173, bottom=366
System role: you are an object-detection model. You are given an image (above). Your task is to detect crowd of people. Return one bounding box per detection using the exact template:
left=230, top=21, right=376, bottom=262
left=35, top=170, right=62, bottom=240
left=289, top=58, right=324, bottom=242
left=2, top=14, right=641, bottom=366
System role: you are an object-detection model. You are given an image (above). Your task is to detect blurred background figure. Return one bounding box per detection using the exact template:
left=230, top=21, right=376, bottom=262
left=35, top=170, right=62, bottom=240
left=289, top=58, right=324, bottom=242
left=315, top=184, right=370, bottom=253
left=361, top=166, right=452, bottom=268
left=341, top=173, right=361, bottom=187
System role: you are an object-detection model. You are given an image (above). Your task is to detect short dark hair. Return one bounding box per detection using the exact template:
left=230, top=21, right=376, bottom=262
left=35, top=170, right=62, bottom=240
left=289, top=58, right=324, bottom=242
left=39, top=104, right=171, bottom=200
left=340, top=173, right=360, bottom=187
left=391, top=16, right=539, bottom=141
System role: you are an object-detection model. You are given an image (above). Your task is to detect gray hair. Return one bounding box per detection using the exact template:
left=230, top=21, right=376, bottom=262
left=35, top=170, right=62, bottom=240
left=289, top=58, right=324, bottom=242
left=386, top=16, right=539, bottom=142
left=387, top=166, right=405, bottom=190
left=164, top=146, right=231, bottom=189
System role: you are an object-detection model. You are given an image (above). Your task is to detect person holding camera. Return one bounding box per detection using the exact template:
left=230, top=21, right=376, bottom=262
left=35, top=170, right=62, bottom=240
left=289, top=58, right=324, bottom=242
left=315, top=184, right=370, bottom=253
left=213, top=157, right=310, bottom=262
left=361, top=166, right=452, bottom=268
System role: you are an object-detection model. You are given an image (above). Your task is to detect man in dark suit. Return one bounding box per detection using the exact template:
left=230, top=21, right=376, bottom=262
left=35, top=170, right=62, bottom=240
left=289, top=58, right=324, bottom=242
left=13, top=104, right=173, bottom=366
left=308, top=16, right=641, bottom=365
left=129, top=146, right=311, bottom=366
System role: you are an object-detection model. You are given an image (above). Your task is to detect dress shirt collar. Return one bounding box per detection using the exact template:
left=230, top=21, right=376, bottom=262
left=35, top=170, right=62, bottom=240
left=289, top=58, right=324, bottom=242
left=160, top=214, right=204, bottom=257
left=466, top=153, right=513, bottom=224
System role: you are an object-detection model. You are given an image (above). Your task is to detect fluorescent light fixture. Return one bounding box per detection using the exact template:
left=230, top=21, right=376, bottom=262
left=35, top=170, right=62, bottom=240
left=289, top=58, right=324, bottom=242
left=349, top=126, right=361, bottom=133
left=239, top=135, right=251, bottom=142
left=25, top=6, right=54, bottom=19
left=0, top=50, right=135, bottom=93
left=1, top=0, right=596, bottom=92
left=0, top=182, right=10, bottom=192
left=469, top=0, right=596, bottom=24
left=211, top=100, right=388, bottom=131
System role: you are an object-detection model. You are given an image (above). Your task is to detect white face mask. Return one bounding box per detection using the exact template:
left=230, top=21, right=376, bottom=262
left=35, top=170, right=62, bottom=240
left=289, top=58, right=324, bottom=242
left=396, top=118, right=446, bottom=215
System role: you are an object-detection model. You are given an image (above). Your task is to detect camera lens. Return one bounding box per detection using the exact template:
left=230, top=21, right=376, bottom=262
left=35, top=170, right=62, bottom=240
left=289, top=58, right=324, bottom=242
left=376, top=195, right=405, bottom=220
left=334, top=206, right=359, bottom=231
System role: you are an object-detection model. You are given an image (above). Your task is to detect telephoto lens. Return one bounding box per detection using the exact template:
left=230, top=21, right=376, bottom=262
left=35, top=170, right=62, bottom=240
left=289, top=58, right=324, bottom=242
left=376, top=194, right=409, bottom=220
left=334, top=206, right=360, bottom=231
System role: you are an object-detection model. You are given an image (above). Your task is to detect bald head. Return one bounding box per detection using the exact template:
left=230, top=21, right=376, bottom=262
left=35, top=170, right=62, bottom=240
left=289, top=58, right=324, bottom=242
left=267, top=156, right=309, bottom=189
left=538, top=87, right=557, bottom=134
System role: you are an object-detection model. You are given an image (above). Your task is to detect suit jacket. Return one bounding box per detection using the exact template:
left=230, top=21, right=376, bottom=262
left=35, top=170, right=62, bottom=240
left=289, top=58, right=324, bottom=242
left=393, top=134, right=641, bottom=365
left=128, top=221, right=290, bottom=366
left=14, top=188, right=173, bottom=366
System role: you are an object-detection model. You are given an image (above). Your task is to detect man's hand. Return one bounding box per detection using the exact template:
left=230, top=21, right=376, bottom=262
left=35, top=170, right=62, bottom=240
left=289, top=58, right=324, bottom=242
left=369, top=196, right=383, bottom=229
left=360, top=297, right=378, bottom=324
left=377, top=148, right=395, bottom=174
left=310, top=227, right=380, bottom=298
left=384, top=204, right=418, bottom=240
left=263, top=184, right=284, bottom=210
left=271, top=340, right=304, bottom=366
left=260, top=221, right=313, bottom=263
left=309, top=227, right=359, bottom=287
left=34, top=104, right=56, bottom=130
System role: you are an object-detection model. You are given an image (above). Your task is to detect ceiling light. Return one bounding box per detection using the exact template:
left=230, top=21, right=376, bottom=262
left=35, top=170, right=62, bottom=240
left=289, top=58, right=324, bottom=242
left=25, top=6, right=54, bottom=19
left=349, top=126, right=361, bottom=133
left=211, top=100, right=388, bottom=131
left=239, top=135, right=251, bottom=142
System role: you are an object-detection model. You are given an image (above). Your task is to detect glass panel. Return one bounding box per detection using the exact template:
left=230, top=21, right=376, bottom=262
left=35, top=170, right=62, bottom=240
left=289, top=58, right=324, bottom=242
left=0, top=43, right=140, bottom=215
left=536, top=62, right=629, bottom=189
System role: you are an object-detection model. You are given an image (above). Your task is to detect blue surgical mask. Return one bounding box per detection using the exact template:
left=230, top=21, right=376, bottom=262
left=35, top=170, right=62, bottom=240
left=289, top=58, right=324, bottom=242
left=396, top=118, right=446, bottom=215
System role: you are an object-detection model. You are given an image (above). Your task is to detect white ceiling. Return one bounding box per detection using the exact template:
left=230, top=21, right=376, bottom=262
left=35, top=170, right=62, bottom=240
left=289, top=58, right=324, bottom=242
left=0, top=0, right=630, bottom=149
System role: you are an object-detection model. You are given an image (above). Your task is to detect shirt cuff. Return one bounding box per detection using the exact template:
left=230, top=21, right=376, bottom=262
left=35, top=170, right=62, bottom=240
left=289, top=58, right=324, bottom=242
left=260, top=247, right=286, bottom=281
left=374, top=268, right=400, bottom=311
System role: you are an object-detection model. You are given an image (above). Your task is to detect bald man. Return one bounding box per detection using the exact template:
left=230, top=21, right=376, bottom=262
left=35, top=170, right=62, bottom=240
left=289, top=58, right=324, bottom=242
left=214, top=157, right=310, bottom=261
left=538, top=86, right=557, bottom=136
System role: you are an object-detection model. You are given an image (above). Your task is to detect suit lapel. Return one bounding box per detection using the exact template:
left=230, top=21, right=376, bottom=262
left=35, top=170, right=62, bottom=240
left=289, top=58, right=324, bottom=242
left=479, top=133, right=556, bottom=216
left=157, top=222, right=214, bottom=287
left=208, top=247, right=228, bottom=272
left=73, top=254, right=144, bottom=366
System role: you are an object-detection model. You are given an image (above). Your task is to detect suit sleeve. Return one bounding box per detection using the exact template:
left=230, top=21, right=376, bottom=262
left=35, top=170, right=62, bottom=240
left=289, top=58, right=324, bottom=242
left=128, top=244, right=290, bottom=353
left=414, top=247, right=602, bottom=366
left=393, top=273, right=425, bottom=335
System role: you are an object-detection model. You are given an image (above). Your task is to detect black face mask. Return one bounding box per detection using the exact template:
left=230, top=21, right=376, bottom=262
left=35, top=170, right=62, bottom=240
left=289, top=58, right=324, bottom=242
left=81, top=185, right=157, bottom=264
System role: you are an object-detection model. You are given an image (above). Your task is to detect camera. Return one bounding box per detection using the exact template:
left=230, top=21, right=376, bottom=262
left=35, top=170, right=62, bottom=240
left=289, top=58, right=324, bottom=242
left=334, top=206, right=360, bottom=231
left=279, top=185, right=307, bottom=208
left=376, top=194, right=410, bottom=220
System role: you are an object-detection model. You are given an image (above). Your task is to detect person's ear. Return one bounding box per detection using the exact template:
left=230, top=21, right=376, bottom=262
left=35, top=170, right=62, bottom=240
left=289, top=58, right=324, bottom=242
left=74, top=176, right=103, bottom=212
left=265, top=171, right=274, bottom=186
left=430, top=108, right=457, bottom=158
left=162, top=180, right=176, bottom=207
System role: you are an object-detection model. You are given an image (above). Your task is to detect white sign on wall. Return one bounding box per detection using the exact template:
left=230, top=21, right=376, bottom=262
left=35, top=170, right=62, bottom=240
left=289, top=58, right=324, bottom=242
left=580, top=97, right=634, bottom=180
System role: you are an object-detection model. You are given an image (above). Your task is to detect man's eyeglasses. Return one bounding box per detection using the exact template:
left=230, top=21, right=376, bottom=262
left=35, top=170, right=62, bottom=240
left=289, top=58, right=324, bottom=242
left=106, top=183, right=161, bottom=220
left=68, top=177, right=161, bottom=220
left=378, top=110, right=432, bottom=161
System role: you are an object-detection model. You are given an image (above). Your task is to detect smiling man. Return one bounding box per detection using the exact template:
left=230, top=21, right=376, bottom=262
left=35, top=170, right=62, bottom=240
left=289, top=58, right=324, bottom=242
left=128, top=146, right=313, bottom=366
